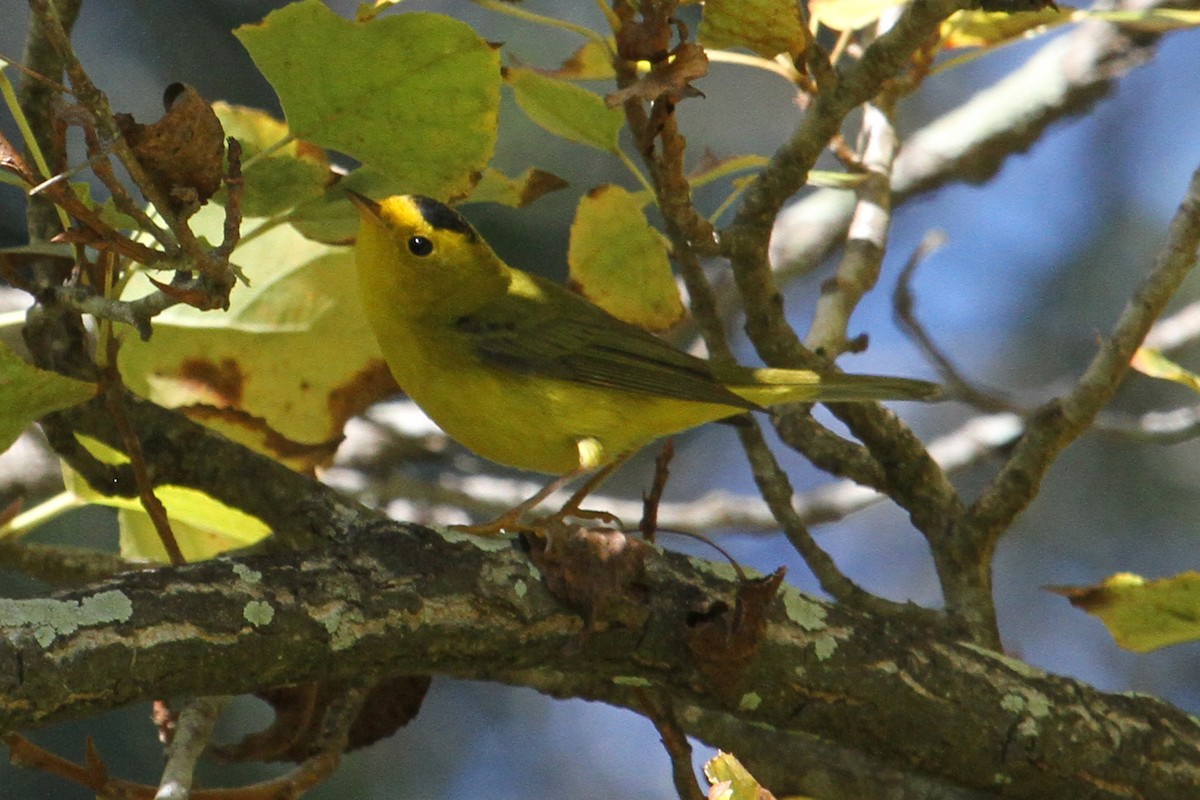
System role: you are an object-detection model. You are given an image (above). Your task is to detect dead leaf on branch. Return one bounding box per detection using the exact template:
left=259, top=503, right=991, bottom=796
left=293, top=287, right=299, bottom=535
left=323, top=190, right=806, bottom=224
left=686, top=567, right=786, bottom=693
left=116, top=82, right=225, bottom=216
left=607, top=42, right=709, bottom=107
left=214, top=676, right=431, bottom=763
left=525, top=523, right=651, bottom=635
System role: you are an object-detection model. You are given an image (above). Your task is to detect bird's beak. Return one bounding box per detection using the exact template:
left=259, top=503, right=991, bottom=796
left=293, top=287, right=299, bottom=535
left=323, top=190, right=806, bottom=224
left=345, top=189, right=381, bottom=219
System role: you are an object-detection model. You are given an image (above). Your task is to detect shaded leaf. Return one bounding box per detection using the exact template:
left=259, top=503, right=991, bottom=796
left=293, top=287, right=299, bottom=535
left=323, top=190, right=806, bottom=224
left=533, top=40, right=616, bottom=80
left=467, top=167, right=569, bottom=208
left=506, top=67, right=624, bottom=153
left=568, top=185, right=683, bottom=332
left=0, top=341, right=95, bottom=454
left=1050, top=572, right=1200, bottom=653
left=236, top=0, right=500, bottom=198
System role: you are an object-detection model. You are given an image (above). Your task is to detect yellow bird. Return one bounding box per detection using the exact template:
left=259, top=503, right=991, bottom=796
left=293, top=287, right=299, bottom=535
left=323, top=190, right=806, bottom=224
left=349, top=193, right=937, bottom=530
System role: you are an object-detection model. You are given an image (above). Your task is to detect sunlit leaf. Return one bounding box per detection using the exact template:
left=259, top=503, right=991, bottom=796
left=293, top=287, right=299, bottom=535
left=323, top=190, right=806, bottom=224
left=120, top=201, right=393, bottom=473
left=1131, top=347, right=1200, bottom=393
left=1090, top=7, right=1200, bottom=31
left=62, top=437, right=271, bottom=563
left=236, top=0, right=500, bottom=198
left=940, top=7, right=1074, bottom=49
left=704, top=752, right=778, bottom=800
left=568, top=184, right=682, bottom=332
left=1050, top=572, right=1200, bottom=653
left=809, top=0, right=908, bottom=31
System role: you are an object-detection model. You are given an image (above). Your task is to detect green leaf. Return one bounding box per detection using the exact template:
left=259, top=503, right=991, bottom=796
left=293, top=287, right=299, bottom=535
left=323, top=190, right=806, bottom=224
left=807, top=170, right=870, bottom=189
left=1050, top=572, right=1200, bottom=653
left=0, top=341, right=95, bottom=454
left=467, top=167, right=568, bottom=208
left=212, top=102, right=331, bottom=218
left=567, top=185, right=683, bottom=332
left=700, top=0, right=808, bottom=56
left=235, top=0, right=500, bottom=198
left=506, top=67, right=624, bottom=153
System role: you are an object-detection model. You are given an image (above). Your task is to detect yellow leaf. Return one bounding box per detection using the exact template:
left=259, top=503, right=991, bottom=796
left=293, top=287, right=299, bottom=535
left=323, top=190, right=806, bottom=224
left=1131, top=347, right=1200, bottom=393
left=121, top=201, right=394, bottom=472
left=63, top=436, right=272, bottom=563
left=700, top=0, right=809, bottom=57
left=809, top=0, right=909, bottom=32
left=1050, top=572, right=1200, bottom=653
left=1089, top=7, right=1200, bottom=32
left=568, top=185, right=683, bottom=332
left=940, top=7, right=1074, bottom=49
left=704, top=752, right=778, bottom=800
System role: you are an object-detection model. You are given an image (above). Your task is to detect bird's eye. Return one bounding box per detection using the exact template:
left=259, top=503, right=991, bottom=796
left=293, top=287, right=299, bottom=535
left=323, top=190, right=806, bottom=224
left=407, top=236, right=433, bottom=257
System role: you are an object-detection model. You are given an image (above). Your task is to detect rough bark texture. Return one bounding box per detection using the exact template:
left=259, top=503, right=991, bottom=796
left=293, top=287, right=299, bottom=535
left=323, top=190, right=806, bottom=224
left=2, top=522, right=1197, bottom=800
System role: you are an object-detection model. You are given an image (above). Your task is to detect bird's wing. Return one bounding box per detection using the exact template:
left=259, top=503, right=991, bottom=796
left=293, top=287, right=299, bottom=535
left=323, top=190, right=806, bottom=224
left=454, top=273, right=759, bottom=411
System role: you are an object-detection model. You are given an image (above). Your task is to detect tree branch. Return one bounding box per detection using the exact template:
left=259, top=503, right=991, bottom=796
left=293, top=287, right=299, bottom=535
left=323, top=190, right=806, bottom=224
left=1, top=524, right=1197, bottom=800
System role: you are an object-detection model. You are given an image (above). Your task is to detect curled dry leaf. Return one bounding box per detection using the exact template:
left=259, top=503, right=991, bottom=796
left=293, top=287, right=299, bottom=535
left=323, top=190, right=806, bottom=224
left=606, top=43, right=709, bottom=107
left=526, top=523, right=650, bottom=634
left=116, top=83, right=226, bottom=216
left=685, top=567, right=785, bottom=692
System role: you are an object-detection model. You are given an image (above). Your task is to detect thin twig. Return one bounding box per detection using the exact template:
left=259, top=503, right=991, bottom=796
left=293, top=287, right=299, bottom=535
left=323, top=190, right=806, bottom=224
left=155, top=697, right=231, bottom=800
left=969, top=163, right=1200, bottom=540
left=100, top=337, right=184, bottom=565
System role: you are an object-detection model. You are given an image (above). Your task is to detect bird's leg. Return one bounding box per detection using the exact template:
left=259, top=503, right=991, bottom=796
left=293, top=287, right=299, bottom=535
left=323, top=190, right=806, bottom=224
left=542, top=459, right=623, bottom=527
left=450, top=469, right=584, bottom=536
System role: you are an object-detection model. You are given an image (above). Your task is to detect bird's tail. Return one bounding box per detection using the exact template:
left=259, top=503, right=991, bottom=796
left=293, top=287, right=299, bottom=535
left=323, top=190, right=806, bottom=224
left=726, top=367, right=940, bottom=407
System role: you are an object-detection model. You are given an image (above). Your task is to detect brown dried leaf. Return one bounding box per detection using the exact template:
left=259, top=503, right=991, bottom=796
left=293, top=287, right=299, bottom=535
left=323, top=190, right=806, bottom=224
left=686, top=567, right=785, bottom=691
left=117, top=83, right=225, bottom=215
left=607, top=43, right=708, bottom=107
left=526, top=524, right=650, bottom=633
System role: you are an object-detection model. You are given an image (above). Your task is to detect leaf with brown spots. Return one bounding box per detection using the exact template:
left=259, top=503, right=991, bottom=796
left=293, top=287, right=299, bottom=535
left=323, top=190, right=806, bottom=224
left=116, top=83, right=226, bottom=215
